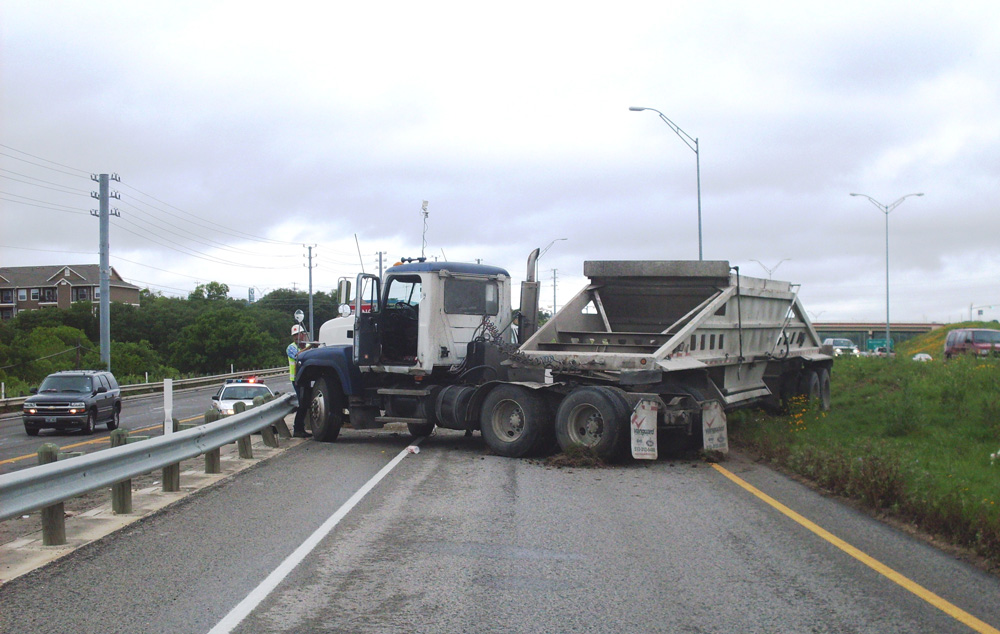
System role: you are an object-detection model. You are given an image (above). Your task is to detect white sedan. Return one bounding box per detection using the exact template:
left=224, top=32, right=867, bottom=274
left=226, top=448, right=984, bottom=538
left=211, top=379, right=274, bottom=415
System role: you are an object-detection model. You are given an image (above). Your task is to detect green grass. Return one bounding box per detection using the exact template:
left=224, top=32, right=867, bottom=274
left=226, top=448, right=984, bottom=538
left=730, top=355, right=1000, bottom=569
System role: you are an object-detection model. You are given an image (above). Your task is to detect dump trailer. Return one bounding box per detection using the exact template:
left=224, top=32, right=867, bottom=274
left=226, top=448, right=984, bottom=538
left=292, top=253, right=832, bottom=461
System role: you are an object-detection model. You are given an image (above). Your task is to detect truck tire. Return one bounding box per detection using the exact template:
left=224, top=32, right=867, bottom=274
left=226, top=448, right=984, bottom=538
left=307, top=377, right=344, bottom=442
left=554, top=386, right=628, bottom=460
left=407, top=421, right=435, bottom=438
left=479, top=385, right=550, bottom=458
left=799, top=369, right=821, bottom=407
left=817, top=368, right=831, bottom=411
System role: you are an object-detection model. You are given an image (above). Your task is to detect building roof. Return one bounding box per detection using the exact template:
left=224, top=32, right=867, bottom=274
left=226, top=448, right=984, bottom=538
left=0, top=265, right=140, bottom=291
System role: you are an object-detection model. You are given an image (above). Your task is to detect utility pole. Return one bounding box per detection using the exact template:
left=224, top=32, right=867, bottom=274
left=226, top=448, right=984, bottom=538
left=378, top=251, right=384, bottom=279
left=91, top=173, right=120, bottom=371
left=552, top=268, right=558, bottom=314
left=306, top=245, right=316, bottom=338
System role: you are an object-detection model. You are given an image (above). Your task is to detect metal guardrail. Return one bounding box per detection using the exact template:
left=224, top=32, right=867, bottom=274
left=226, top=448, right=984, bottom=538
left=0, top=393, right=296, bottom=522
left=0, top=367, right=287, bottom=413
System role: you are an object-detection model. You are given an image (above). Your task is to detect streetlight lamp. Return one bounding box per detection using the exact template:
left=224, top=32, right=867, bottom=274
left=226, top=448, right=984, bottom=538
left=630, top=106, right=702, bottom=260
left=850, top=192, right=924, bottom=354
left=750, top=258, right=790, bottom=279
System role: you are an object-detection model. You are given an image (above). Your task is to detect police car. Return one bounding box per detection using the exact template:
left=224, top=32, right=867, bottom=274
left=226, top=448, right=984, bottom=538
left=211, top=377, right=274, bottom=415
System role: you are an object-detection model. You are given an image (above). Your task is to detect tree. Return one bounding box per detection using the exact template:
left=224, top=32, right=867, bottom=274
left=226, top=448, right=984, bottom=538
left=189, top=281, right=231, bottom=301
left=169, top=306, right=282, bottom=374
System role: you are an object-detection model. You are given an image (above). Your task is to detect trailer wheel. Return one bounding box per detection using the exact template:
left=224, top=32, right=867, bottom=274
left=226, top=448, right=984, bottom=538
left=479, top=385, right=549, bottom=458
left=817, top=368, right=831, bottom=411
left=308, top=377, right=344, bottom=442
left=554, top=386, right=628, bottom=460
left=799, top=369, right=821, bottom=408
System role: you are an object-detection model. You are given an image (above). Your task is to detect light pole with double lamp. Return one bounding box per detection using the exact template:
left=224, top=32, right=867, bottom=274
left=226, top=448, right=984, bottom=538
left=630, top=106, right=702, bottom=260
left=849, top=192, right=924, bottom=354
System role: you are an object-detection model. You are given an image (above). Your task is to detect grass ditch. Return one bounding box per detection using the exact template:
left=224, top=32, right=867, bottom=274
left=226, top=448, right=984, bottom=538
left=730, top=355, right=1000, bottom=571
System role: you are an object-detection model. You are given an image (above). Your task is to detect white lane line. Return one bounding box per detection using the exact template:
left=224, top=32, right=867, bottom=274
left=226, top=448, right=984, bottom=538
left=207, top=441, right=422, bottom=634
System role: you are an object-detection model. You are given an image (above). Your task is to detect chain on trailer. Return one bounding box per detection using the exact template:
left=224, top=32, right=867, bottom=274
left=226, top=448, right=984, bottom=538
left=475, top=314, right=568, bottom=370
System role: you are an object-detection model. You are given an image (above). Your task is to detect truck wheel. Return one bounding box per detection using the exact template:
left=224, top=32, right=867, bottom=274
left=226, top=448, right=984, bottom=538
left=799, top=370, right=821, bottom=407
left=554, top=386, right=628, bottom=460
left=407, top=421, right=435, bottom=438
left=817, top=368, right=831, bottom=411
left=107, top=407, right=120, bottom=431
left=480, top=385, right=550, bottom=458
left=308, top=377, right=344, bottom=442
left=82, top=410, right=96, bottom=435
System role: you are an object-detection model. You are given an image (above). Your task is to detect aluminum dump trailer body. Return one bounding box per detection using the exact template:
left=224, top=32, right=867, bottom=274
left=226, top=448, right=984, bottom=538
left=517, top=260, right=829, bottom=408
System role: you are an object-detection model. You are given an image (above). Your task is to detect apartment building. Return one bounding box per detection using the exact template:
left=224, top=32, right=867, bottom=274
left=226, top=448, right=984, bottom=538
left=0, top=264, right=140, bottom=320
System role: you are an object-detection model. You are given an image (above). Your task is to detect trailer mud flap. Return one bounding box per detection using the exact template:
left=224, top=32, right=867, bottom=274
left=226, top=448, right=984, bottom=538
left=702, top=400, right=728, bottom=454
left=630, top=399, right=659, bottom=460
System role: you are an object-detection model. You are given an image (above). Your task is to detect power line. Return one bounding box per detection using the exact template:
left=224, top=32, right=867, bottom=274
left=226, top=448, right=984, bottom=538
left=119, top=181, right=303, bottom=247
left=0, top=169, right=92, bottom=195
left=0, top=191, right=89, bottom=214
left=0, top=148, right=91, bottom=179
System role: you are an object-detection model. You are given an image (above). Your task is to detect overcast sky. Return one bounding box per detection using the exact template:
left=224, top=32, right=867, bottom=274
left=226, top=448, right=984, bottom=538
left=2, top=1, right=998, bottom=324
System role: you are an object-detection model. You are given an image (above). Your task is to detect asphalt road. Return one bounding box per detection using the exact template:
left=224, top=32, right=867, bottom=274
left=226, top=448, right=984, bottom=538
left=0, top=427, right=997, bottom=634
left=0, top=376, right=294, bottom=475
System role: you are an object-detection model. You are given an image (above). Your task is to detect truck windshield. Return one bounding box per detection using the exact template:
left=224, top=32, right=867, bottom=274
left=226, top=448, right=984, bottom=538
left=444, top=278, right=499, bottom=315
left=386, top=276, right=421, bottom=308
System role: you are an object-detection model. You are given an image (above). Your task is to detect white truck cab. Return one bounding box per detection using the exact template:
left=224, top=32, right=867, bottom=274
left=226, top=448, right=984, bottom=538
left=347, top=261, right=513, bottom=375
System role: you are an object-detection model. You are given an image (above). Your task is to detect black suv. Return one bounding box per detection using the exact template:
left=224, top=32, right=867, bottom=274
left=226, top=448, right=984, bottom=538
left=23, top=370, right=122, bottom=436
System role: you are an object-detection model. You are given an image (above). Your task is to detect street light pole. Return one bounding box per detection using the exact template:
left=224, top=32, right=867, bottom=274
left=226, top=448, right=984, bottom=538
left=849, top=192, right=924, bottom=354
left=630, top=106, right=702, bottom=260
left=537, top=237, right=567, bottom=281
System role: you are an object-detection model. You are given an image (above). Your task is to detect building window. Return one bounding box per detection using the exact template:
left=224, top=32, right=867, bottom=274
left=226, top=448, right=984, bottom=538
left=42, top=288, right=56, bottom=302
left=1, top=290, right=12, bottom=303
left=94, top=287, right=101, bottom=300
left=1, top=307, right=12, bottom=320
left=30, top=288, right=39, bottom=301
left=73, top=287, right=90, bottom=302
left=18, top=289, right=27, bottom=302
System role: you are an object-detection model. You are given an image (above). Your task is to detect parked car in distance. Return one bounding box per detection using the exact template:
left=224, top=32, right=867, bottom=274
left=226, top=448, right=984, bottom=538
left=823, top=338, right=859, bottom=356
left=943, top=328, right=1000, bottom=359
left=211, top=377, right=274, bottom=415
left=23, top=370, right=122, bottom=436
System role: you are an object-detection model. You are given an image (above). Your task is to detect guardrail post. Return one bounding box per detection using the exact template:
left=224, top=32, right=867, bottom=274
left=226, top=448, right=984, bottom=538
left=110, top=429, right=132, bottom=514
left=233, top=402, right=254, bottom=459
left=261, top=423, right=279, bottom=448
left=162, top=417, right=181, bottom=492
left=237, top=436, right=253, bottom=459
left=274, top=414, right=292, bottom=439
left=205, top=447, right=221, bottom=473
left=37, top=443, right=66, bottom=546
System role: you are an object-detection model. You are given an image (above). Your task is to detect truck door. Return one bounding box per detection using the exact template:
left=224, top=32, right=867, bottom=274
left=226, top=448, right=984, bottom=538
left=353, top=273, right=382, bottom=367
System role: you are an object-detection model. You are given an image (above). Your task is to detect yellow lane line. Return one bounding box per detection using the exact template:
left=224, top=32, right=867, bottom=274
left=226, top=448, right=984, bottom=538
left=0, top=414, right=204, bottom=467
left=712, top=463, right=999, bottom=634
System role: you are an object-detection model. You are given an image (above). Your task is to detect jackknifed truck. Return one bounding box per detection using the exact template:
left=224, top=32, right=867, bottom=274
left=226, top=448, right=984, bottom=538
left=292, top=250, right=832, bottom=460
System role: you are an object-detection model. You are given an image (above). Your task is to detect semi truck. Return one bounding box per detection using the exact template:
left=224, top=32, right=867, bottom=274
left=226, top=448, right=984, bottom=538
left=292, top=250, right=832, bottom=460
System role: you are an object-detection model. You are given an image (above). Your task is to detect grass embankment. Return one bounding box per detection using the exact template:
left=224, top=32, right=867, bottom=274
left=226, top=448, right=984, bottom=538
left=730, top=354, right=1000, bottom=570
